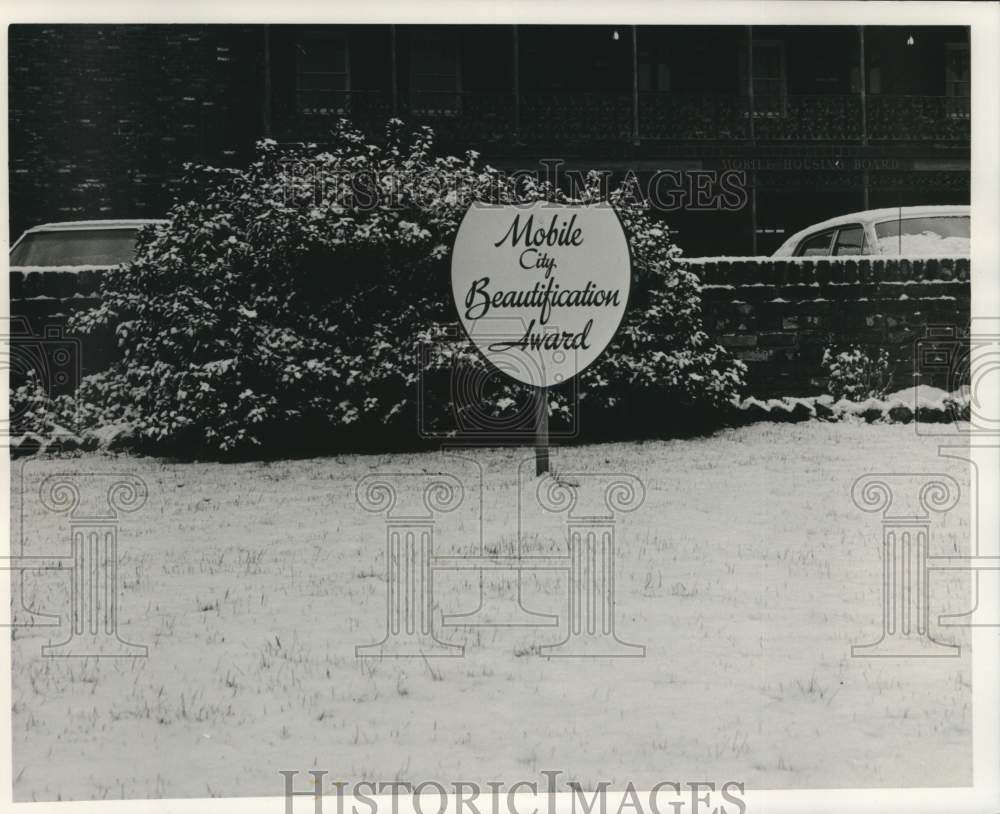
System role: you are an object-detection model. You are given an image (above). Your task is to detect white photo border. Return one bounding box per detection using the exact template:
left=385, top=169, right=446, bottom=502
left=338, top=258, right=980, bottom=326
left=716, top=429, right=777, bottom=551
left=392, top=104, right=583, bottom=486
left=1, top=2, right=997, bottom=813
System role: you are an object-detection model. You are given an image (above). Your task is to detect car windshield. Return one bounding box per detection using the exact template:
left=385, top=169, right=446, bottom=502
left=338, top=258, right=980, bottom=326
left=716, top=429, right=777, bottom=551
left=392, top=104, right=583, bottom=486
left=873, top=215, right=970, bottom=255
left=9, top=227, right=140, bottom=266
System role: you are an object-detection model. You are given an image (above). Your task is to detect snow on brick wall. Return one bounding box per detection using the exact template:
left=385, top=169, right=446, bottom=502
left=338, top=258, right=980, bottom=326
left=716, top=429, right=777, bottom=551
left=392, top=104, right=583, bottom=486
left=679, top=256, right=971, bottom=395
left=9, top=257, right=971, bottom=398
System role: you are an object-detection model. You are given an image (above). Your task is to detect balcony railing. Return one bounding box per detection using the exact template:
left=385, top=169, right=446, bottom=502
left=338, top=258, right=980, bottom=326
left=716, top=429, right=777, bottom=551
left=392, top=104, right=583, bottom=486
left=867, top=95, right=970, bottom=142
left=520, top=93, right=633, bottom=143
left=752, top=95, right=863, bottom=142
left=289, top=90, right=395, bottom=140
left=639, top=93, right=749, bottom=141
left=401, top=92, right=516, bottom=144
left=282, top=91, right=969, bottom=145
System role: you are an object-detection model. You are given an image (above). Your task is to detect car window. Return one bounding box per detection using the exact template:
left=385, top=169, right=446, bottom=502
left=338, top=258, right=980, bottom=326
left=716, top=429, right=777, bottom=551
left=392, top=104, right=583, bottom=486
left=9, top=228, right=140, bottom=266
left=874, top=215, right=970, bottom=255
left=796, top=229, right=836, bottom=256
left=833, top=224, right=865, bottom=256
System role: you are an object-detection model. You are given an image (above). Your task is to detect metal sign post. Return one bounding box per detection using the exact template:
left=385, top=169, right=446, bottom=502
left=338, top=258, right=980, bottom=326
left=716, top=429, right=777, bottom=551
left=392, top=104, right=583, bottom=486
left=535, top=387, right=550, bottom=476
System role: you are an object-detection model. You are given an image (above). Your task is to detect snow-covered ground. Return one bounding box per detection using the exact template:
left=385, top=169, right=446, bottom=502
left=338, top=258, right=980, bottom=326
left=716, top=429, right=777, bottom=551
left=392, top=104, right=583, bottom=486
left=9, top=423, right=973, bottom=800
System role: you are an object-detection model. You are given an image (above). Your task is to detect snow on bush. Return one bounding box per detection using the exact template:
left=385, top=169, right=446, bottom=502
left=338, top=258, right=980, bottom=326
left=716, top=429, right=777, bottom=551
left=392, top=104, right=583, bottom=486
left=729, top=387, right=971, bottom=427
left=60, top=120, right=745, bottom=457
left=821, top=344, right=892, bottom=402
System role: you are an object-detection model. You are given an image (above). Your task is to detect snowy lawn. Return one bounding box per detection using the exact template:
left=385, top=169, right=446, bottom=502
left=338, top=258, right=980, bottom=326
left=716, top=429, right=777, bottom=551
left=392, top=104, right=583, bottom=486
left=10, top=423, right=973, bottom=801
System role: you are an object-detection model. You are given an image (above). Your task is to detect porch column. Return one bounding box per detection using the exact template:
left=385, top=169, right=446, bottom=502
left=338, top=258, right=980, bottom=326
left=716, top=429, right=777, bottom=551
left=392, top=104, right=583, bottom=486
left=513, top=25, right=521, bottom=142
left=859, top=26, right=869, bottom=208
left=631, top=26, right=640, bottom=145
left=747, top=26, right=757, bottom=254
left=262, top=26, right=272, bottom=138
left=746, top=26, right=755, bottom=144
left=859, top=25, right=868, bottom=146
left=390, top=25, right=399, bottom=117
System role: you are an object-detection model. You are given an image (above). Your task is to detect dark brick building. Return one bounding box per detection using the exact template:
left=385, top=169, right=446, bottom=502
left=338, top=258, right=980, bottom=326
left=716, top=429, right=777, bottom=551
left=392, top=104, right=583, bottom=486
left=9, top=24, right=970, bottom=256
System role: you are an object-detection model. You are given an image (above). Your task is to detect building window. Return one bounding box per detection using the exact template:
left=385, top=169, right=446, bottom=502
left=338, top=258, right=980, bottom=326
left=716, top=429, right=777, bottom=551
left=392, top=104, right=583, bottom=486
left=753, top=41, right=786, bottom=115
left=410, top=31, right=461, bottom=115
left=296, top=32, right=350, bottom=114
left=740, top=40, right=787, bottom=116
left=868, top=62, right=882, bottom=95
left=945, top=43, right=970, bottom=119
left=638, top=43, right=671, bottom=92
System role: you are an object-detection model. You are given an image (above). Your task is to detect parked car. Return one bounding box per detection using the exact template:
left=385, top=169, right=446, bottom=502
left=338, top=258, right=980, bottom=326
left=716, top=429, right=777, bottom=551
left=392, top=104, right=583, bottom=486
left=9, top=219, right=166, bottom=270
left=772, top=205, right=970, bottom=257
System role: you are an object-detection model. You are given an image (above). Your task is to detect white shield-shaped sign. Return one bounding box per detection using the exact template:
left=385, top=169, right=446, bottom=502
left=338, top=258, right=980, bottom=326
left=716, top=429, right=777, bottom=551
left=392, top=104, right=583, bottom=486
left=451, top=201, right=631, bottom=388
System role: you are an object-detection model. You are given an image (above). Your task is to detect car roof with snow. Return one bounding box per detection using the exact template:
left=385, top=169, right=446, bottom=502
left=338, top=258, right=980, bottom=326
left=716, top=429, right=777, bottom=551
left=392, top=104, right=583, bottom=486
left=10, top=219, right=168, bottom=270
left=773, top=205, right=969, bottom=257
left=18, top=219, right=167, bottom=234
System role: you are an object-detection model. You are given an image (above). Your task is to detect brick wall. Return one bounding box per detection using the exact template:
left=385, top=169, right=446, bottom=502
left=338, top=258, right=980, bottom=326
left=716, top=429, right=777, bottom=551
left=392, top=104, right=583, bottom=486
left=8, top=269, right=111, bottom=395
left=682, top=256, right=970, bottom=395
left=10, top=257, right=971, bottom=399
left=8, top=25, right=264, bottom=239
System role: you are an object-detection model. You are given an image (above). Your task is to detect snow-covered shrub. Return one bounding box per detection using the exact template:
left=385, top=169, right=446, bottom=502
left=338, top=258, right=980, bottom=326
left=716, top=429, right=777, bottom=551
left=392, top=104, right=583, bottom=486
left=821, top=345, right=892, bottom=402
left=9, top=372, right=67, bottom=437
left=69, top=120, right=745, bottom=457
